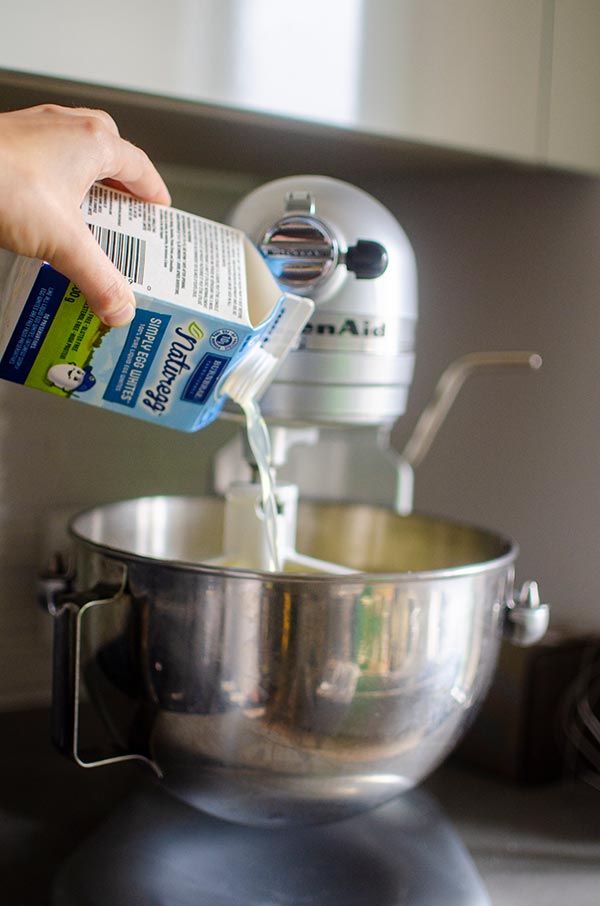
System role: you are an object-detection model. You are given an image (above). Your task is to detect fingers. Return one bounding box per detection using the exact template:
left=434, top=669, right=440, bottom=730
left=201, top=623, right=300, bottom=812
left=64, top=106, right=121, bottom=136
left=0, top=104, right=170, bottom=327
left=66, top=108, right=171, bottom=205
left=31, top=104, right=121, bottom=136
left=99, top=137, right=171, bottom=206
left=49, top=221, right=137, bottom=327
left=29, top=104, right=171, bottom=206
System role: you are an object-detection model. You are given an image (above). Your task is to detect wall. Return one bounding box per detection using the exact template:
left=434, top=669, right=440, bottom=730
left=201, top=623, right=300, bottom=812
left=1, top=158, right=599, bottom=708
left=375, top=167, right=600, bottom=636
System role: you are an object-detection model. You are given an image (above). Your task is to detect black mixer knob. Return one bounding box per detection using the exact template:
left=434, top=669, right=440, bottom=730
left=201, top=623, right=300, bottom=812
left=345, top=240, right=389, bottom=279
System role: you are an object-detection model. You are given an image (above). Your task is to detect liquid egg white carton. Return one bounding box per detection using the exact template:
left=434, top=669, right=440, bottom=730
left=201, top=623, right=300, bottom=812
left=0, top=185, right=312, bottom=432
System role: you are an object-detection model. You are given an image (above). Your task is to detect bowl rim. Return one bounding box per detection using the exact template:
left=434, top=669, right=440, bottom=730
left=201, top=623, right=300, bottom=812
left=68, top=494, right=519, bottom=584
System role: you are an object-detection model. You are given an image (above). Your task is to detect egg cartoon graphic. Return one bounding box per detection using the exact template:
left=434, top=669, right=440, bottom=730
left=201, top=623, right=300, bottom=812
left=47, top=363, right=96, bottom=392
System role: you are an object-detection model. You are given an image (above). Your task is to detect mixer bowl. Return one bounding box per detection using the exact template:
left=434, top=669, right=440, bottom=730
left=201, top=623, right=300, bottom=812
left=52, top=495, right=518, bottom=827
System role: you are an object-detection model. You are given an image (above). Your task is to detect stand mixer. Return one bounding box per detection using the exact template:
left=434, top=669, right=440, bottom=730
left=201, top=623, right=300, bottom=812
left=45, top=176, right=549, bottom=905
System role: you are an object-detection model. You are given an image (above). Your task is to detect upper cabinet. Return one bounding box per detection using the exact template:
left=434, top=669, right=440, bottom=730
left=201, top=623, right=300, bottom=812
left=351, top=1, right=545, bottom=163
left=545, top=0, right=600, bottom=173
left=0, top=0, right=597, bottom=175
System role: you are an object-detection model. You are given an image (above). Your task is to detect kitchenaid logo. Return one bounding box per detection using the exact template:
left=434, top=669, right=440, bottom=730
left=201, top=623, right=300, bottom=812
left=264, top=247, right=329, bottom=258
left=142, top=326, right=198, bottom=413
left=303, top=316, right=386, bottom=338
left=299, top=311, right=413, bottom=355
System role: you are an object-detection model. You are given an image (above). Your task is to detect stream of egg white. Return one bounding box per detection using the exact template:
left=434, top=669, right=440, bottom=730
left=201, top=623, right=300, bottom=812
left=239, top=398, right=281, bottom=572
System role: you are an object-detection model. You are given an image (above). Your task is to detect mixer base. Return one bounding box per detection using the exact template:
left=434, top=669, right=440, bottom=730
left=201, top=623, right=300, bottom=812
left=53, top=781, right=490, bottom=906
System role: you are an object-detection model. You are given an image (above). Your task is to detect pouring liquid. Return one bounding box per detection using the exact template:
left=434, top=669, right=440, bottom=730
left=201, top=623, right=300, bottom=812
left=218, top=293, right=317, bottom=573
left=235, top=404, right=355, bottom=575
left=213, top=399, right=355, bottom=575
left=239, top=398, right=281, bottom=572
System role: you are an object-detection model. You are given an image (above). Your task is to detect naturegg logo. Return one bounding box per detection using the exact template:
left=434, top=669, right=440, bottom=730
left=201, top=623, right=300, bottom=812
left=142, top=323, right=202, bottom=413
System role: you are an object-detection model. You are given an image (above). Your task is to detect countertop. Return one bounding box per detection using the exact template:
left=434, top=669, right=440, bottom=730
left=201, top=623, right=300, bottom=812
left=1, top=708, right=599, bottom=905
left=426, top=758, right=600, bottom=905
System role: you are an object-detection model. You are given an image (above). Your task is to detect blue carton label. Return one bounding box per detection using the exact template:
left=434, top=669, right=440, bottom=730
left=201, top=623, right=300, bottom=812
left=0, top=263, right=282, bottom=432
left=182, top=353, right=230, bottom=405
left=0, top=265, right=70, bottom=382
left=103, top=310, right=171, bottom=407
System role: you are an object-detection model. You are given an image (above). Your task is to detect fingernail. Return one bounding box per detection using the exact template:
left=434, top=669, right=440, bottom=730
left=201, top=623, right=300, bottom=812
left=104, top=302, right=136, bottom=327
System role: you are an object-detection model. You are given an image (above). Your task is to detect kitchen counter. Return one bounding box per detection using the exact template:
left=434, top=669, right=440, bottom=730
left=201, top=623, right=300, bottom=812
left=426, top=758, right=600, bottom=906
left=1, top=708, right=599, bottom=905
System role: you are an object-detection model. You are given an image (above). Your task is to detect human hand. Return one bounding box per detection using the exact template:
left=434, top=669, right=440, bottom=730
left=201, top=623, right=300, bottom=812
left=0, top=104, right=171, bottom=326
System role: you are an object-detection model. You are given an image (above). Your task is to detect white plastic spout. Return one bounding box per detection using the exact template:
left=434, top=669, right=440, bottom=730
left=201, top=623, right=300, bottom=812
left=222, top=293, right=314, bottom=406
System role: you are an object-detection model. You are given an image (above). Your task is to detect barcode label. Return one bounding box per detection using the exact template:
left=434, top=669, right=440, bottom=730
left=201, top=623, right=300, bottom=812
left=88, top=224, right=146, bottom=285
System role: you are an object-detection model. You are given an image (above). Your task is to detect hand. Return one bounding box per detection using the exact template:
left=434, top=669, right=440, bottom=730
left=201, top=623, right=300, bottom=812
left=0, top=104, right=171, bottom=326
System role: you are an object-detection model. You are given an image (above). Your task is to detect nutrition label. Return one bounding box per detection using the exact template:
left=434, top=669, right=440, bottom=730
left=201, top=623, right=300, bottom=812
left=82, top=185, right=248, bottom=322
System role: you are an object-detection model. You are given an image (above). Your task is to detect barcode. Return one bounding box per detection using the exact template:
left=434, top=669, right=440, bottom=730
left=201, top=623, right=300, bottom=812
left=88, top=224, right=146, bottom=285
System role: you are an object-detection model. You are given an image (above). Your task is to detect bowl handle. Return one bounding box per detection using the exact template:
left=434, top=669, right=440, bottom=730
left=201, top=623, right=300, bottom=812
left=504, top=579, right=550, bottom=647
left=45, top=566, right=162, bottom=777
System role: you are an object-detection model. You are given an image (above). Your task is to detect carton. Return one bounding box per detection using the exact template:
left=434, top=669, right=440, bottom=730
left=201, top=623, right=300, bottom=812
left=0, top=185, right=312, bottom=431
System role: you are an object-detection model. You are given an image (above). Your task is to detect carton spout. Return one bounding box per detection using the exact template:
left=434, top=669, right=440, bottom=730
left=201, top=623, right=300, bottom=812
left=222, top=294, right=314, bottom=406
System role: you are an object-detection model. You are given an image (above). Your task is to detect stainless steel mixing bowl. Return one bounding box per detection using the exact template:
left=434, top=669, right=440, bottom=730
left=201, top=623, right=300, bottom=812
left=49, top=495, right=545, bottom=827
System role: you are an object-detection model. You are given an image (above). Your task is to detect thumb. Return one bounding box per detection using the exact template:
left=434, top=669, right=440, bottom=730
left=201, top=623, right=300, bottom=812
left=49, top=221, right=136, bottom=327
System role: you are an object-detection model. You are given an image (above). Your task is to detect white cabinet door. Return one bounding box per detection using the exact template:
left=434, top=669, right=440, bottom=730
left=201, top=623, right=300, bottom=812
left=355, top=0, right=545, bottom=162
left=0, top=0, right=377, bottom=129
left=0, top=0, right=545, bottom=165
left=546, top=0, right=600, bottom=173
